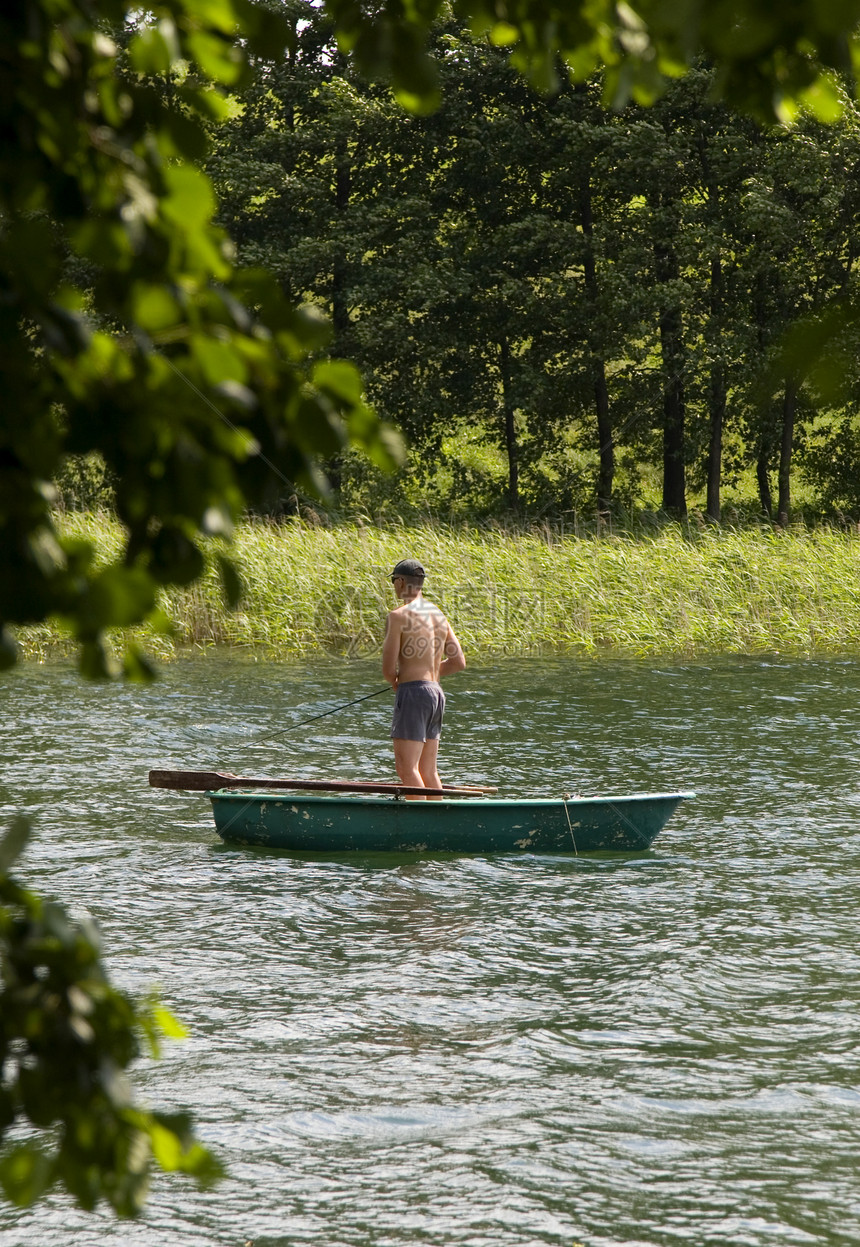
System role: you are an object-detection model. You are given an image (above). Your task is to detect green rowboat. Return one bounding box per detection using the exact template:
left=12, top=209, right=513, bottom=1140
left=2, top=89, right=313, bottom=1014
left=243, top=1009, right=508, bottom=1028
left=205, top=789, right=694, bottom=854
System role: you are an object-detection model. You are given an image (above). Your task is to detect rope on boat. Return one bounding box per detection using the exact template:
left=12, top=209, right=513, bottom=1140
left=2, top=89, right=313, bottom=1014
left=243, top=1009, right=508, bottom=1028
left=561, top=793, right=579, bottom=855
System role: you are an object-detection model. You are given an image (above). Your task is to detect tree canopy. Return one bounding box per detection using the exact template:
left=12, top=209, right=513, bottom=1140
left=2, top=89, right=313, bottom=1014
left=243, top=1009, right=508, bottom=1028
left=206, top=16, right=860, bottom=522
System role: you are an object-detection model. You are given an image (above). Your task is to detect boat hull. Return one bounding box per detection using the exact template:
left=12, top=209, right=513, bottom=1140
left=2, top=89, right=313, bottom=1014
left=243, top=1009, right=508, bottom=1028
left=207, top=790, right=694, bottom=854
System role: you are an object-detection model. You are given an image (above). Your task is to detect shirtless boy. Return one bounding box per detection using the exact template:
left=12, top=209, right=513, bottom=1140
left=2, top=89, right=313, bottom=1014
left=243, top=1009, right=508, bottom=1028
left=382, top=559, right=466, bottom=798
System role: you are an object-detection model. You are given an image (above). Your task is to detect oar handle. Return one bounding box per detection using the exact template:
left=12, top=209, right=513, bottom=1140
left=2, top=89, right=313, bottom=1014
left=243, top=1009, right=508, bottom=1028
left=148, top=770, right=497, bottom=798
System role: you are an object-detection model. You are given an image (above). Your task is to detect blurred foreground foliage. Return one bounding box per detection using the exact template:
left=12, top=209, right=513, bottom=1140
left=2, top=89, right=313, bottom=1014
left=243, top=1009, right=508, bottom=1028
left=327, top=0, right=860, bottom=124
left=1, top=0, right=401, bottom=683
left=0, top=820, right=223, bottom=1215
left=1, top=0, right=396, bottom=1215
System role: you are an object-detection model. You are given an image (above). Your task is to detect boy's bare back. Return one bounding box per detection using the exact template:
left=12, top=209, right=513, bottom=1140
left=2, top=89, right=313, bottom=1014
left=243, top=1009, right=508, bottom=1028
left=384, top=599, right=452, bottom=684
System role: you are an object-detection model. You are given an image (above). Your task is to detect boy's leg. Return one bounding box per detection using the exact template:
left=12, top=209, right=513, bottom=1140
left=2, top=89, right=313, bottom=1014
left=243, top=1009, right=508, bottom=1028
left=418, top=738, right=441, bottom=798
left=393, top=737, right=426, bottom=799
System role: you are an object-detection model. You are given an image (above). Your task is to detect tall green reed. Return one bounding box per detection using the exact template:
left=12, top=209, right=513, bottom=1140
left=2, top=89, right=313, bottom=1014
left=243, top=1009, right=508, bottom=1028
left=15, top=514, right=860, bottom=660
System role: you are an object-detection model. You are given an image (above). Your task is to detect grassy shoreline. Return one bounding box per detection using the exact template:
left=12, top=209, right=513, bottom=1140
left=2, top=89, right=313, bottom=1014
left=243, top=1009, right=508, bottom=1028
left=16, top=513, right=860, bottom=661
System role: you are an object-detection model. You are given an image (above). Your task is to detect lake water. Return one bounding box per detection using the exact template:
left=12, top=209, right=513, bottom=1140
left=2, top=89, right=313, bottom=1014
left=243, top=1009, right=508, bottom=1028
left=2, top=654, right=860, bottom=1247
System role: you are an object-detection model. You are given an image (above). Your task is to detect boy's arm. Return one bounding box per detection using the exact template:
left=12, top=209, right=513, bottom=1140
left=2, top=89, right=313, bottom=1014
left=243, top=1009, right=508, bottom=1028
left=382, top=612, right=402, bottom=687
left=439, top=623, right=466, bottom=679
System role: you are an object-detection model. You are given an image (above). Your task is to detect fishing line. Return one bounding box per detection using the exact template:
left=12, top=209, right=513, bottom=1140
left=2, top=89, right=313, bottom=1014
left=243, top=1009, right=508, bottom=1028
left=252, top=685, right=391, bottom=746
left=606, top=800, right=652, bottom=850
left=161, top=355, right=296, bottom=495
left=175, top=686, right=392, bottom=754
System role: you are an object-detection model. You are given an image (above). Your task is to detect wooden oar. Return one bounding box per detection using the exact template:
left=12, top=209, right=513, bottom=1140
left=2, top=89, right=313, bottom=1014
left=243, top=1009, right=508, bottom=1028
left=148, top=769, right=497, bottom=798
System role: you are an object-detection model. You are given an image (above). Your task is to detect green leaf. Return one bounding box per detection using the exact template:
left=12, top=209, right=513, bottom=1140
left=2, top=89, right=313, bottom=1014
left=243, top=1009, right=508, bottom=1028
left=799, top=74, right=845, bottom=122
left=0, top=1145, right=54, bottom=1207
left=182, top=0, right=241, bottom=37
left=148, top=1122, right=183, bottom=1169
left=128, top=23, right=181, bottom=76
left=130, top=285, right=181, bottom=334
left=153, top=1005, right=189, bottom=1041
left=280, top=304, right=333, bottom=356
left=0, top=817, right=31, bottom=874
left=0, top=626, right=17, bottom=671
left=0, top=1087, right=15, bottom=1132
left=186, top=30, right=247, bottom=86
left=488, top=22, right=519, bottom=47
left=149, top=528, right=206, bottom=586
left=147, top=1114, right=224, bottom=1186
left=76, top=567, right=158, bottom=633
left=312, top=359, right=365, bottom=406
left=394, top=84, right=442, bottom=114
left=160, top=166, right=217, bottom=231
left=240, top=5, right=296, bottom=60
left=391, top=27, right=441, bottom=113
left=78, top=638, right=121, bottom=680
left=217, top=554, right=243, bottom=609
left=190, top=334, right=249, bottom=387
left=122, top=644, right=158, bottom=683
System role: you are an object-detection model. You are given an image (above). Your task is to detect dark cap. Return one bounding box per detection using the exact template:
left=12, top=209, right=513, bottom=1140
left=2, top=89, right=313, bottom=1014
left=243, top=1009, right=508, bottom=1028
left=391, top=559, right=425, bottom=580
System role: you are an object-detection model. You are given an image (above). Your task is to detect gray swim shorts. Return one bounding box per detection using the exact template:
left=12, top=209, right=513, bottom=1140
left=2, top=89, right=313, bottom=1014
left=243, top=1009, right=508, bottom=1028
left=390, top=680, right=446, bottom=741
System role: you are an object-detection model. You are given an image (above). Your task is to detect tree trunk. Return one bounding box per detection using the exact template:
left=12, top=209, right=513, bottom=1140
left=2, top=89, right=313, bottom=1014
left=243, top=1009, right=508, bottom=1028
left=654, top=232, right=686, bottom=517
left=579, top=173, right=614, bottom=512
left=697, top=137, right=725, bottom=523
left=324, top=148, right=353, bottom=493
left=499, top=336, right=519, bottom=510
left=752, top=271, right=774, bottom=521
left=593, top=363, right=613, bottom=513
left=706, top=257, right=725, bottom=522
left=757, top=445, right=773, bottom=519
left=332, top=146, right=351, bottom=347
left=707, top=366, right=725, bottom=522
left=777, top=378, right=797, bottom=527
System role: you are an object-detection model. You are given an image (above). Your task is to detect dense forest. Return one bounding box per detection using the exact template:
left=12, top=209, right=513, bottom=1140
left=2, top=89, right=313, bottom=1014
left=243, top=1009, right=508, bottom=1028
left=194, top=6, right=860, bottom=523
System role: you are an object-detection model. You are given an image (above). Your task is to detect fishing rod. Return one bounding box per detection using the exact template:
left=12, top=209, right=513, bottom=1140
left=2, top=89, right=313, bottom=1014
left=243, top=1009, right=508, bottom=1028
left=257, top=685, right=392, bottom=744
left=180, top=686, right=392, bottom=749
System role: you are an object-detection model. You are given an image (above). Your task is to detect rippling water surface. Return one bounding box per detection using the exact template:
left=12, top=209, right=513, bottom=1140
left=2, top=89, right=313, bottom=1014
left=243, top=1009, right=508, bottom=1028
left=2, top=654, right=860, bottom=1247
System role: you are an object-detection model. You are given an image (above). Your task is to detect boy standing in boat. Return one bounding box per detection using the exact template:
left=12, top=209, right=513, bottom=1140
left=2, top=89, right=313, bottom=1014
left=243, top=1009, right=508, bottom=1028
left=382, top=559, right=466, bottom=798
